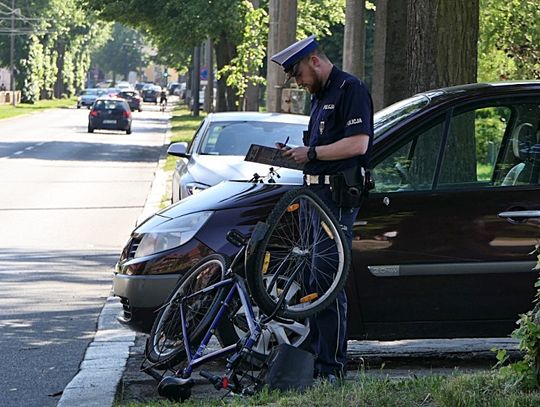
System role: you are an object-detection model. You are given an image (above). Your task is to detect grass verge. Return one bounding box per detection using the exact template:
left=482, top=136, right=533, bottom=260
left=158, top=105, right=206, bottom=208
left=116, top=371, right=540, bottom=406
left=0, top=97, right=77, bottom=120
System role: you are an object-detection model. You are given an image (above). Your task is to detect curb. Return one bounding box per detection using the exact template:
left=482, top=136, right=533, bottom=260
left=58, top=108, right=173, bottom=406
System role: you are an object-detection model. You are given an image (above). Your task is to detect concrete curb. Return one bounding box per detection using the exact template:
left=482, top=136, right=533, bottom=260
left=58, top=108, right=173, bottom=406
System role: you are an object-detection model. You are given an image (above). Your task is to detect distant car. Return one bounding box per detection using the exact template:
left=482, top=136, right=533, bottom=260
left=142, top=85, right=161, bottom=104
left=115, top=81, right=540, bottom=340
left=167, top=112, right=309, bottom=202
left=117, top=81, right=133, bottom=91
left=118, top=90, right=142, bottom=112
left=102, top=87, right=122, bottom=98
left=88, top=98, right=132, bottom=134
left=167, top=82, right=180, bottom=95
left=77, top=88, right=100, bottom=109
left=173, top=83, right=186, bottom=99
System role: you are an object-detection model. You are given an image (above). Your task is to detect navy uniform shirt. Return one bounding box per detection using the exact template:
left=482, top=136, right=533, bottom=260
left=304, top=66, right=374, bottom=175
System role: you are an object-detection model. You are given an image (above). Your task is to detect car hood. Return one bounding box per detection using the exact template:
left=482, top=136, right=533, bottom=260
left=153, top=181, right=298, bottom=221
left=190, top=155, right=302, bottom=186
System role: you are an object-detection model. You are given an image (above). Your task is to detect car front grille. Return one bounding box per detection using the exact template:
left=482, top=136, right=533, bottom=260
left=119, top=297, right=133, bottom=321
left=127, top=236, right=142, bottom=260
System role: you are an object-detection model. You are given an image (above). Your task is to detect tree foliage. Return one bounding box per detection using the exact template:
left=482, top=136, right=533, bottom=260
left=0, top=0, right=110, bottom=102
left=479, top=0, right=540, bottom=81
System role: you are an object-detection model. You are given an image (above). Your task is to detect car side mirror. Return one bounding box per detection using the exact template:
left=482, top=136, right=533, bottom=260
left=167, top=142, right=190, bottom=158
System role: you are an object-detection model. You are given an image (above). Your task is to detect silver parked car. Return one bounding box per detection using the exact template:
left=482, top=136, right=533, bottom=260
left=77, top=88, right=101, bottom=109
left=167, top=112, right=309, bottom=202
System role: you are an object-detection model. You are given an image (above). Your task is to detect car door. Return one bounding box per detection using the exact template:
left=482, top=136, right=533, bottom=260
left=347, top=95, right=540, bottom=340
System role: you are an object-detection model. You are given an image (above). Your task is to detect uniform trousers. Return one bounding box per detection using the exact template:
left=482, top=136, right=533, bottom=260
left=305, top=184, right=359, bottom=376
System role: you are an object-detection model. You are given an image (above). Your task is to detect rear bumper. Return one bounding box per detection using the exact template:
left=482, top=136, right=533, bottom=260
left=89, top=118, right=131, bottom=130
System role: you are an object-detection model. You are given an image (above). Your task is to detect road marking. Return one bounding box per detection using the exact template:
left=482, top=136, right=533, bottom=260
left=25, top=146, right=34, bottom=151
left=13, top=151, right=23, bottom=155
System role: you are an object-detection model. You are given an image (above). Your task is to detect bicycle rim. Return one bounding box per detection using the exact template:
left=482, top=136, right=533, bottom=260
left=146, top=255, right=227, bottom=368
left=248, top=188, right=350, bottom=319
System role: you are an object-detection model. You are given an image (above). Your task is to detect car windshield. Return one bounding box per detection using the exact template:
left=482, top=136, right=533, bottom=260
left=373, top=94, right=430, bottom=138
left=81, top=89, right=97, bottom=95
left=94, top=100, right=126, bottom=110
left=200, top=121, right=306, bottom=156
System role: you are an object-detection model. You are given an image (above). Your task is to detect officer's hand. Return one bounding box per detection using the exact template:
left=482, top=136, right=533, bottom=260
left=275, top=142, right=291, bottom=151
left=283, top=146, right=309, bottom=164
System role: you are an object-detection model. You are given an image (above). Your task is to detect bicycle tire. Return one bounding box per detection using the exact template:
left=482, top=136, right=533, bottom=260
left=145, top=254, right=228, bottom=369
left=246, top=187, right=350, bottom=320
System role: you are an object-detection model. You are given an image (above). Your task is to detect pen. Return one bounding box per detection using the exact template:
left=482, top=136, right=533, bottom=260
left=283, top=136, right=289, bottom=148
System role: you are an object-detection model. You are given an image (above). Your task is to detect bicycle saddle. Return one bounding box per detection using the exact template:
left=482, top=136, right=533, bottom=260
left=157, top=375, right=194, bottom=401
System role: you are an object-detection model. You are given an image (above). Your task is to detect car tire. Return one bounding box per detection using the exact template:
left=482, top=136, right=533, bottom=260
left=77, top=105, right=81, bottom=109
left=138, top=108, right=142, bottom=112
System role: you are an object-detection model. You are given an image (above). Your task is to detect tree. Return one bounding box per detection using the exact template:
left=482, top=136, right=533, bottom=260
left=478, top=0, right=540, bottom=81
left=92, top=23, right=146, bottom=83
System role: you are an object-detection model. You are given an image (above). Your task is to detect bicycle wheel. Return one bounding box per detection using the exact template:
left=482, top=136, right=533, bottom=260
left=145, top=254, right=228, bottom=369
left=246, top=187, right=350, bottom=320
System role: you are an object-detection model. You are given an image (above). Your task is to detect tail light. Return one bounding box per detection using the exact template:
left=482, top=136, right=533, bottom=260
left=90, top=110, right=98, bottom=117
left=123, top=110, right=131, bottom=118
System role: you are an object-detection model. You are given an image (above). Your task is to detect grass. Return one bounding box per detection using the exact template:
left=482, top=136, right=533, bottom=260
left=115, top=371, right=540, bottom=406
left=164, top=106, right=206, bottom=171
left=0, top=97, right=77, bottom=120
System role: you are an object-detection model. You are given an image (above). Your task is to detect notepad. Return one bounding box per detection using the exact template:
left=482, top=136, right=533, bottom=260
left=244, top=144, right=304, bottom=171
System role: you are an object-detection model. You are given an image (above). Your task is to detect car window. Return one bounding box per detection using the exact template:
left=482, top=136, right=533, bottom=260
left=438, top=100, right=540, bottom=189
left=372, top=119, right=445, bottom=192
left=199, top=121, right=306, bottom=156
left=94, top=100, right=127, bottom=110
left=374, top=94, right=431, bottom=138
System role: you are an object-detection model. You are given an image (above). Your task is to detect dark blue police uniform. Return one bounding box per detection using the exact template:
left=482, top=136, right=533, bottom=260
left=304, top=66, right=373, bottom=378
left=271, top=35, right=374, bottom=379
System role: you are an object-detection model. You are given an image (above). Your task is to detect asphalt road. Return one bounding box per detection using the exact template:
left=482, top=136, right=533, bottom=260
left=0, top=103, right=169, bottom=407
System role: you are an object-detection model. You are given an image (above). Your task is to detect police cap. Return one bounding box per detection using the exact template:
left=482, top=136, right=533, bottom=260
left=270, top=35, right=318, bottom=73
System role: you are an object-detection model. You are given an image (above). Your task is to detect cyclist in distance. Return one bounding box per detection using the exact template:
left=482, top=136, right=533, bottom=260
left=271, top=35, right=374, bottom=385
left=159, top=88, right=168, bottom=111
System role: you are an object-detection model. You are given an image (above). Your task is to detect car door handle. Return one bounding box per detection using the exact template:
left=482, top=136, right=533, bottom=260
left=498, top=210, right=540, bottom=220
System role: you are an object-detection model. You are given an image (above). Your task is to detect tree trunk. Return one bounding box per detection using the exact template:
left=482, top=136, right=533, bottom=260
left=215, top=32, right=238, bottom=112
left=406, top=0, right=479, bottom=183
left=266, top=0, right=297, bottom=113
left=372, top=0, right=409, bottom=110
left=343, top=0, right=365, bottom=79
left=407, top=0, right=479, bottom=95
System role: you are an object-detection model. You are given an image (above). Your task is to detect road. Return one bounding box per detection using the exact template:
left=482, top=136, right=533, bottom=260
left=0, top=103, right=169, bottom=406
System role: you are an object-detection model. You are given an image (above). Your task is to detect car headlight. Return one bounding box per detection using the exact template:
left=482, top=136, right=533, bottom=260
left=134, top=211, right=213, bottom=258
left=186, top=182, right=210, bottom=195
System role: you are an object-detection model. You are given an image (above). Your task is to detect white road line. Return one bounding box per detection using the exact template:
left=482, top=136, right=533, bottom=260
left=13, top=151, right=23, bottom=155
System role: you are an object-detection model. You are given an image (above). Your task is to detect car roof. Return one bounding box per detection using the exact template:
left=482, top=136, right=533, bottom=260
left=415, top=81, right=540, bottom=106
left=205, top=111, right=309, bottom=125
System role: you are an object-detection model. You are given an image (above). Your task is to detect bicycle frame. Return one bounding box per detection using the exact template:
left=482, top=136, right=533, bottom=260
left=178, top=272, right=262, bottom=378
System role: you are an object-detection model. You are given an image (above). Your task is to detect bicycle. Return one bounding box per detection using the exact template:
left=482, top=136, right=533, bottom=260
left=159, top=98, right=167, bottom=112
left=143, top=187, right=350, bottom=401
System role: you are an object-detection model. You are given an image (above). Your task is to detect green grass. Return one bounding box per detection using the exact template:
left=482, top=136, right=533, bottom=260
left=0, top=97, right=77, bottom=120
left=115, top=371, right=540, bottom=407
left=164, top=106, right=206, bottom=172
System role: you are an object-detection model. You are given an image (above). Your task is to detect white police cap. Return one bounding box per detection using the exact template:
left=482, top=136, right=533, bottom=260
left=270, top=35, right=318, bottom=73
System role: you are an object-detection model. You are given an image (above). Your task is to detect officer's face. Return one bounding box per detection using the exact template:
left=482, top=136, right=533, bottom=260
left=292, top=58, right=323, bottom=94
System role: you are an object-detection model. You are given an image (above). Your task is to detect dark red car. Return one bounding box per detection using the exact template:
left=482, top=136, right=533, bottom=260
left=113, top=81, right=540, bottom=339
left=119, top=90, right=143, bottom=112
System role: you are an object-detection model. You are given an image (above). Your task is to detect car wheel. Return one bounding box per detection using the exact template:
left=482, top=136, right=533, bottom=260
left=138, top=108, right=142, bottom=112
left=216, top=283, right=310, bottom=355
left=77, top=105, right=81, bottom=109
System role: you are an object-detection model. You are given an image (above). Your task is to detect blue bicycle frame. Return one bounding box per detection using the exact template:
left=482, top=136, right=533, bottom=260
left=178, top=272, right=263, bottom=378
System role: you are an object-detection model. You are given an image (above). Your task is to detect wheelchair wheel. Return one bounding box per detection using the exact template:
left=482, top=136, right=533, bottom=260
left=145, top=254, right=228, bottom=369
left=246, top=187, right=350, bottom=320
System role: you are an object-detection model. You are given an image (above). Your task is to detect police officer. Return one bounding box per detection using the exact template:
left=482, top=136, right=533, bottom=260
left=271, top=35, right=373, bottom=383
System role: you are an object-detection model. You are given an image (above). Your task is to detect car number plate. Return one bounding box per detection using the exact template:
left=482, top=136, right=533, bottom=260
left=103, top=120, right=117, bottom=124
